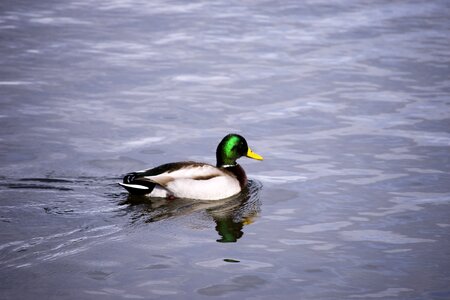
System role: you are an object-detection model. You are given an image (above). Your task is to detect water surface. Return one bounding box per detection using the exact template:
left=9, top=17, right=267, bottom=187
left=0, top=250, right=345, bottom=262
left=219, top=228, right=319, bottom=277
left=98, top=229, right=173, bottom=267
left=1, top=0, right=450, bottom=299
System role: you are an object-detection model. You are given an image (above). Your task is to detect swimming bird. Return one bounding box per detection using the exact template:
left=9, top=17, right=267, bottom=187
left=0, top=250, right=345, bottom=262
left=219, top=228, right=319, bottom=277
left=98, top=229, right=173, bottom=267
left=119, top=134, right=263, bottom=200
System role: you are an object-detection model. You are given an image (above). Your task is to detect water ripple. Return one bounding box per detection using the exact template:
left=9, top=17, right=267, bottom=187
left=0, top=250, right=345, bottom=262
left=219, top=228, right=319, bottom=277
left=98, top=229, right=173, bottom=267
left=339, top=230, right=435, bottom=244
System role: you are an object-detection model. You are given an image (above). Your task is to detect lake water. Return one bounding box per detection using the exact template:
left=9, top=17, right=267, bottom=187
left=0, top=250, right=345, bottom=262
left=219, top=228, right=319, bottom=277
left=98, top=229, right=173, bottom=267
left=1, top=0, right=450, bottom=299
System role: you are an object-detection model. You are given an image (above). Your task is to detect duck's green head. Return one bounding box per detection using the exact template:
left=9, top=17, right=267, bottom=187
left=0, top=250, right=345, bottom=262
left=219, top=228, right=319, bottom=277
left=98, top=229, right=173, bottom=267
left=216, top=134, right=263, bottom=167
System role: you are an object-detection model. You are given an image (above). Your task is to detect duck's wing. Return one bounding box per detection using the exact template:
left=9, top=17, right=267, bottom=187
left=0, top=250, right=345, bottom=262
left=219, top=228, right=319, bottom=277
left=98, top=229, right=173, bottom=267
left=137, top=162, right=224, bottom=187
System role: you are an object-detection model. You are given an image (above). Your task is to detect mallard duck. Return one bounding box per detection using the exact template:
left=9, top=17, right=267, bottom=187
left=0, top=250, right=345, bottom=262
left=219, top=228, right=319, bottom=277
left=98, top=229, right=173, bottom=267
left=119, top=134, right=263, bottom=200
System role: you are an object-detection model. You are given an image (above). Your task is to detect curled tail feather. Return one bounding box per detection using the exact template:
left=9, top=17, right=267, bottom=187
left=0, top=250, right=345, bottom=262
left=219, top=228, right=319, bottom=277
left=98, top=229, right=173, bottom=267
left=120, top=172, right=156, bottom=195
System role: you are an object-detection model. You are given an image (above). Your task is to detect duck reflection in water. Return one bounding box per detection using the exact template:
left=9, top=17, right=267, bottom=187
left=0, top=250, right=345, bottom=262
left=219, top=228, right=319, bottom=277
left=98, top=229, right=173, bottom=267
left=121, top=180, right=262, bottom=243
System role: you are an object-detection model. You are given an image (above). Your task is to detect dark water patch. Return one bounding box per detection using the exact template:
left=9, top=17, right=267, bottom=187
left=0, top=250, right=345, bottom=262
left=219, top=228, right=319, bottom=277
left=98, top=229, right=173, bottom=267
left=137, top=263, right=171, bottom=270
left=3, top=183, right=73, bottom=191
left=19, top=178, right=74, bottom=183
left=223, top=258, right=240, bottom=263
left=197, top=275, right=267, bottom=296
left=86, top=270, right=113, bottom=281
left=43, top=207, right=75, bottom=215
left=392, top=118, right=450, bottom=133
left=369, top=172, right=450, bottom=193
left=428, top=289, right=450, bottom=300
left=0, top=177, right=76, bottom=192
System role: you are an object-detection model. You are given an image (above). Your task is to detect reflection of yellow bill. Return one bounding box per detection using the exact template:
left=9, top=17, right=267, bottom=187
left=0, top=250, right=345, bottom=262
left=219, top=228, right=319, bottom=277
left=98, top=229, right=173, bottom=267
left=246, top=147, right=263, bottom=160
left=243, top=216, right=255, bottom=225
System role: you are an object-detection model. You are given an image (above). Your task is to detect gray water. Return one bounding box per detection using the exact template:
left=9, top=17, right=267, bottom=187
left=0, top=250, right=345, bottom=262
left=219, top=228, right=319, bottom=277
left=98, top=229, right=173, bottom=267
left=1, top=0, right=450, bottom=299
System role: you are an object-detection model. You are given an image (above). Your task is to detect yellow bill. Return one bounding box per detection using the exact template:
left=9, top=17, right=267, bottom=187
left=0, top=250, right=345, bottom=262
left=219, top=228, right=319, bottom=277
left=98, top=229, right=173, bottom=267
left=246, top=147, right=263, bottom=160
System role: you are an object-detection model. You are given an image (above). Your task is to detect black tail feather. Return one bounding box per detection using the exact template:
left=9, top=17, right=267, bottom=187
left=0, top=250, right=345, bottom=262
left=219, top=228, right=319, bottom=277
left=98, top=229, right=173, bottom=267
left=121, top=172, right=157, bottom=195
